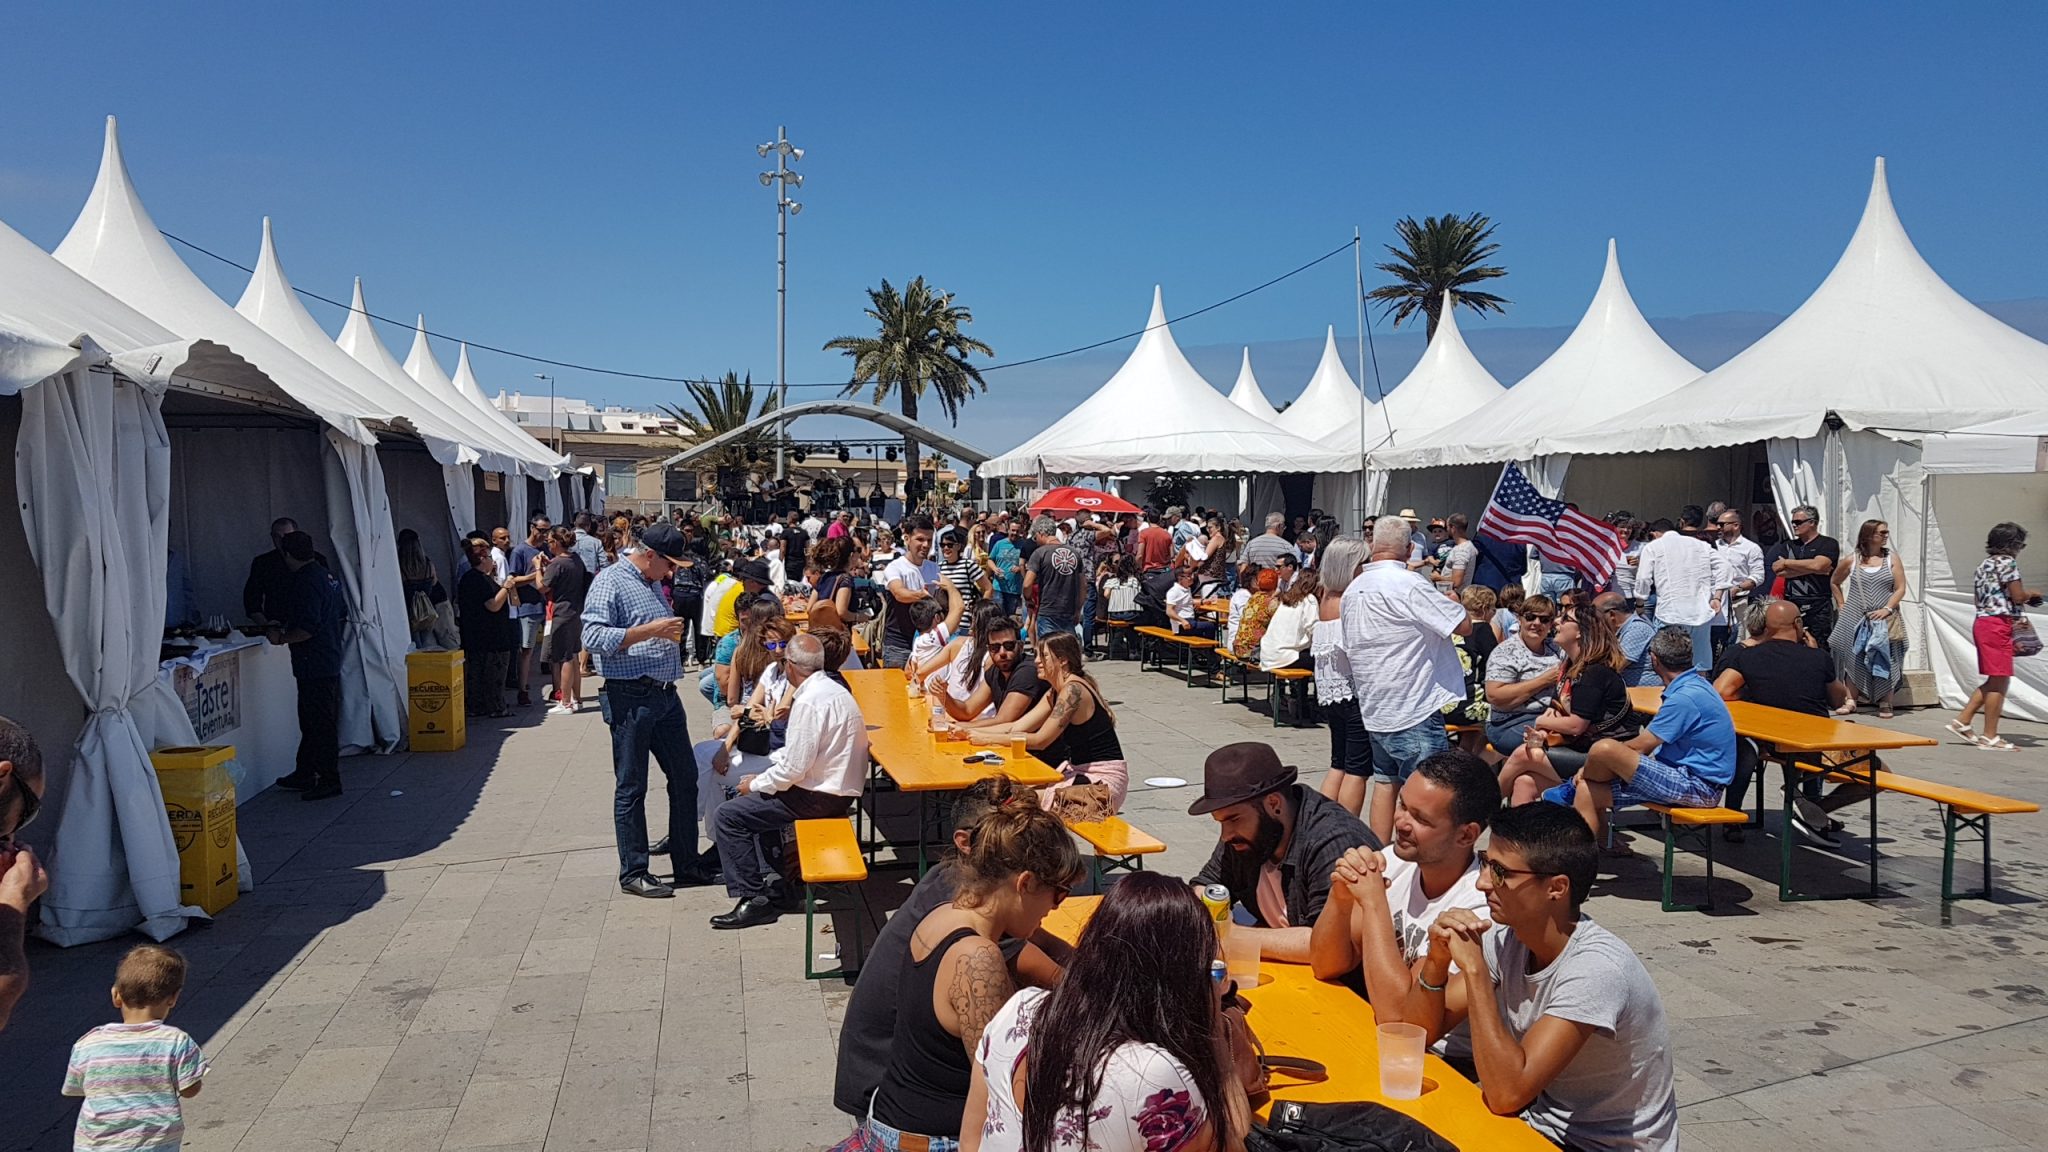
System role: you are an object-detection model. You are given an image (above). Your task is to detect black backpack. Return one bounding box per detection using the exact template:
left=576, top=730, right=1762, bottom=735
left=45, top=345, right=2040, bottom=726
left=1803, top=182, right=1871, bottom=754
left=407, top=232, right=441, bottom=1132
left=1247, top=1101, right=1459, bottom=1152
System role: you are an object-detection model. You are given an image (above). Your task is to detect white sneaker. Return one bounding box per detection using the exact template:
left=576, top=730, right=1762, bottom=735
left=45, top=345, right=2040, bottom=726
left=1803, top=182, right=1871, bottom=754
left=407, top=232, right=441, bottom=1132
left=1790, top=798, right=1840, bottom=847
left=548, top=703, right=575, bottom=716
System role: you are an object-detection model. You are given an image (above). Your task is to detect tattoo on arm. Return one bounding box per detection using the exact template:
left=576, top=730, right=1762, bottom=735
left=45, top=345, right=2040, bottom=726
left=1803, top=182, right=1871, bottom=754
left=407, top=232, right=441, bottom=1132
left=1049, top=682, right=1083, bottom=726
left=948, top=939, right=1016, bottom=1054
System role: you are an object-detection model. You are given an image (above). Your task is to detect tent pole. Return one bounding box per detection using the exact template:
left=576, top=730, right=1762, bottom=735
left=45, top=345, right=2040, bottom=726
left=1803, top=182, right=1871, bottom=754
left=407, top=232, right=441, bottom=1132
left=1918, top=471, right=1933, bottom=664
left=1354, top=228, right=1368, bottom=523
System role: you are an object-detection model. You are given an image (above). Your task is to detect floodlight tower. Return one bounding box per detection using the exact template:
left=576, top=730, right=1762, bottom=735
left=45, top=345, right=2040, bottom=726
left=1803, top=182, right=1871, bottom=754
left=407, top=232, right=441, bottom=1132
left=758, top=127, right=804, bottom=480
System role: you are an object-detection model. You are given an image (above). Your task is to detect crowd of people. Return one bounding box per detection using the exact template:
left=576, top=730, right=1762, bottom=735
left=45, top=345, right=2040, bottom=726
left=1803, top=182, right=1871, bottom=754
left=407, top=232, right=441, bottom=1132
left=5, top=490, right=2039, bottom=1152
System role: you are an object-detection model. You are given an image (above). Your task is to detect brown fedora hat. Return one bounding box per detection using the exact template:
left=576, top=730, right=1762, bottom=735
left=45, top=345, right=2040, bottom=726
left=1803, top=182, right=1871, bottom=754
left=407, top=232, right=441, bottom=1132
left=1188, top=742, right=1298, bottom=816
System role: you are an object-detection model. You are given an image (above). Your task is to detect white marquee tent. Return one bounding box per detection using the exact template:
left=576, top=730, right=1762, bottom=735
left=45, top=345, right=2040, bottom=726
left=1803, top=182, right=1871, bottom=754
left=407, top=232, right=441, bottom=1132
left=0, top=217, right=210, bottom=946
left=53, top=117, right=414, bottom=754
left=1376, top=241, right=1702, bottom=517
left=980, top=287, right=1355, bottom=484
left=1540, top=159, right=2048, bottom=717
left=1226, top=348, right=1280, bottom=422
left=1270, top=327, right=1378, bottom=527
left=1362, top=296, right=1506, bottom=514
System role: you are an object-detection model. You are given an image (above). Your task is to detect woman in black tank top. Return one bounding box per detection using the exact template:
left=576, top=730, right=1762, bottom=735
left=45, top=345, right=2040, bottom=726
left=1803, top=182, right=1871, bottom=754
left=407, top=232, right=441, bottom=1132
left=849, top=785, right=1084, bottom=1148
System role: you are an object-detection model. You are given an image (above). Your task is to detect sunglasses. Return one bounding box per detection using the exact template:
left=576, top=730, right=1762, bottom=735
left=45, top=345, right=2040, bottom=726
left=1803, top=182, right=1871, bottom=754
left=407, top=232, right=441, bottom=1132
left=2, top=773, right=38, bottom=840
left=1477, top=854, right=1559, bottom=884
left=1523, top=614, right=1556, bottom=625
left=988, top=640, right=1019, bottom=652
left=1789, top=518, right=1814, bottom=527
left=765, top=641, right=785, bottom=652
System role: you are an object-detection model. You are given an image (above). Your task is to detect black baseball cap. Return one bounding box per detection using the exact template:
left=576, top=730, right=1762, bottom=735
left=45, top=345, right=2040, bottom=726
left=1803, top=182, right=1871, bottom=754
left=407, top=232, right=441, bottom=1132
left=639, top=522, right=687, bottom=561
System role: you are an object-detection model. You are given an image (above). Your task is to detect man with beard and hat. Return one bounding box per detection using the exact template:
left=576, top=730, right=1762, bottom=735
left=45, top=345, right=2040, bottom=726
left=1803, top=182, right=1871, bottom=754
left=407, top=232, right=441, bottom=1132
left=1191, top=742, right=1380, bottom=963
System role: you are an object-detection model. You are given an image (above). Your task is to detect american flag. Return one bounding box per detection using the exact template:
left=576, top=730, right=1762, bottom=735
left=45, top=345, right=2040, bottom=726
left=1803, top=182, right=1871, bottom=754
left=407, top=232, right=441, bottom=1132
left=1477, top=463, right=1623, bottom=583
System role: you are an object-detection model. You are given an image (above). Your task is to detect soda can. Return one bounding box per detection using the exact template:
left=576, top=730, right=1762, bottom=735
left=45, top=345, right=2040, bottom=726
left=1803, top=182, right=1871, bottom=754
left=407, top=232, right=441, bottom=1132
left=1199, top=884, right=1231, bottom=924
left=1210, top=959, right=1229, bottom=993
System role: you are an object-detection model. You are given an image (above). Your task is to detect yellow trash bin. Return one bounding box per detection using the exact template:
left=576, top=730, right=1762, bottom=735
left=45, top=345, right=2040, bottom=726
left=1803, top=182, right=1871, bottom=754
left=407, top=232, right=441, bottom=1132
left=406, top=649, right=467, bottom=751
left=150, top=745, right=239, bottom=916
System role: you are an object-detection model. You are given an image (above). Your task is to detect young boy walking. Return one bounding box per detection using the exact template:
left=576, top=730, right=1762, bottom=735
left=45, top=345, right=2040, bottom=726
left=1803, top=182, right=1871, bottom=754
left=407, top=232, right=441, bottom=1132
left=63, top=943, right=208, bottom=1150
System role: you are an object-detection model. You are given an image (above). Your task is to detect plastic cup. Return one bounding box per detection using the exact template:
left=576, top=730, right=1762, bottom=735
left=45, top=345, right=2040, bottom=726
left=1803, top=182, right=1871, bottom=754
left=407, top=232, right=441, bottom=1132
left=1010, top=735, right=1028, bottom=760
left=1223, top=927, right=1261, bottom=988
left=1377, top=1022, right=1427, bottom=1100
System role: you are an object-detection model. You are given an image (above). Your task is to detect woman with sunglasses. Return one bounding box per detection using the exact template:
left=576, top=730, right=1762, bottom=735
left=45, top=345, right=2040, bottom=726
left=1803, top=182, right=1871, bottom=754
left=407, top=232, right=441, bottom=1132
left=1496, top=604, right=1639, bottom=805
left=846, top=795, right=1082, bottom=1152
left=962, top=871, right=1247, bottom=1152
left=1481, top=595, right=1564, bottom=760
left=1826, top=519, right=1909, bottom=718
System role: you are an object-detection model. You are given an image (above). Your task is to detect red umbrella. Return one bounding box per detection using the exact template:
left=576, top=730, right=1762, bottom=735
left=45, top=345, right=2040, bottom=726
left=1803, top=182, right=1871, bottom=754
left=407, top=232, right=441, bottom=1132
left=1027, top=486, right=1142, bottom=516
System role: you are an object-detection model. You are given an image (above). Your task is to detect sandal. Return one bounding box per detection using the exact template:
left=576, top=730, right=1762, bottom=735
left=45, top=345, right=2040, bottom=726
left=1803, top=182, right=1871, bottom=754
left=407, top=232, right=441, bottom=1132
left=1877, top=709, right=1895, bottom=720
left=1945, top=719, right=1979, bottom=742
left=1977, top=736, right=2018, bottom=751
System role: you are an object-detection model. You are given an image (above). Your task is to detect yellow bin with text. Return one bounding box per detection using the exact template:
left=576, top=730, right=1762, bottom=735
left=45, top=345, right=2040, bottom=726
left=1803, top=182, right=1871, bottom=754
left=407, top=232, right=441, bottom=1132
left=150, top=745, right=239, bottom=916
left=406, top=649, right=467, bottom=751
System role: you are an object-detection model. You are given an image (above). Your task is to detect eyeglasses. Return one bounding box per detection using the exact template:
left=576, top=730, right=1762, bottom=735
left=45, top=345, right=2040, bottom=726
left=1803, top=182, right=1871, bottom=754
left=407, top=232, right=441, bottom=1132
left=2, top=773, right=38, bottom=840
left=1477, top=854, right=1558, bottom=884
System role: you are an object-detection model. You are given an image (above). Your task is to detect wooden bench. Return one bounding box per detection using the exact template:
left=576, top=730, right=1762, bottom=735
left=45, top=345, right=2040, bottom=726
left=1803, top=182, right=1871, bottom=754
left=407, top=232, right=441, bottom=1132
left=1801, top=766, right=2040, bottom=901
left=1102, top=619, right=1137, bottom=661
left=1268, top=667, right=1315, bottom=728
left=1066, top=816, right=1167, bottom=889
left=1641, top=803, right=1749, bottom=912
left=795, top=818, right=868, bottom=980
left=1135, top=625, right=1218, bottom=686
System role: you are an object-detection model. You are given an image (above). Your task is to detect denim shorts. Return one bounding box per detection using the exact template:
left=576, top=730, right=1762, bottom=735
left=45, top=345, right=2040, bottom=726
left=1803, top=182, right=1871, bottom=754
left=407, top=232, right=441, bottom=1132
left=1367, top=716, right=1449, bottom=783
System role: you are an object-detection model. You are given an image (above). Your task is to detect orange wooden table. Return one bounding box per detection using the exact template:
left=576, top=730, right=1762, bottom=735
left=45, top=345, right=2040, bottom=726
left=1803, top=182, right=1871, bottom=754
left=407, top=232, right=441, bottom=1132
left=1043, top=897, right=1555, bottom=1151
left=1625, top=683, right=1936, bottom=899
left=845, top=669, right=1061, bottom=871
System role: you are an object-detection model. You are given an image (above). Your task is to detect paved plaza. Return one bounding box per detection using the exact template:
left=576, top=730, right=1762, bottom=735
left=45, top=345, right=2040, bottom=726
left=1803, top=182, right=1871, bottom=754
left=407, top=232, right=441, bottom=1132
left=5, top=658, right=2048, bottom=1152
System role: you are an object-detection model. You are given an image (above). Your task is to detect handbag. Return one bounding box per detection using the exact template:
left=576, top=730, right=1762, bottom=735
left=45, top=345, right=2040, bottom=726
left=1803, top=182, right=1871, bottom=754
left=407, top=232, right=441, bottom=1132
left=2013, top=617, right=2042, bottom=658
left=1247, top=1101, right=1457, bottom=1152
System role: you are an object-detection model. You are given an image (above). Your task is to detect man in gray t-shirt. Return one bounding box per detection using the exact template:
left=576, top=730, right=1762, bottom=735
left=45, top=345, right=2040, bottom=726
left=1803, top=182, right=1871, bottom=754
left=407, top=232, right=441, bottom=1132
left=1405, top=802, right=1677, bottom=1152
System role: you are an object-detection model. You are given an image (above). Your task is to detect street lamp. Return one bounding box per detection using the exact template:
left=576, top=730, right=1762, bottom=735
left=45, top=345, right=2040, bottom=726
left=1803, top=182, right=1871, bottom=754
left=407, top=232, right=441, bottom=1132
left=758, top=126, right=803, bottom=481
left=532, top=373, right=557, bottom=454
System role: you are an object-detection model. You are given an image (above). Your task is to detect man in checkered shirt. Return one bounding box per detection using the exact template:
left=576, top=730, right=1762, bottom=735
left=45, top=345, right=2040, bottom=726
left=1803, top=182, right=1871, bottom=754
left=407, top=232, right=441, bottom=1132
left=582, top=522, right=713, bottom=898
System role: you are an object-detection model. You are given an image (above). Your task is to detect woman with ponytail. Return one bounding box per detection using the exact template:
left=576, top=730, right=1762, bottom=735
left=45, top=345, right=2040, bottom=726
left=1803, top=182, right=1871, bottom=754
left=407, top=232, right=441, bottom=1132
left=846, top=786, right=1084, bottom=1152
left=962, top=871, right=1246, bottom=1152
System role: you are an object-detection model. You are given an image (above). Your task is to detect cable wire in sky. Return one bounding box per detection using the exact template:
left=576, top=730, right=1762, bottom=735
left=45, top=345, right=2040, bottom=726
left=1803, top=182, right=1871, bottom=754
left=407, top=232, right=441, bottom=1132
left=159, top=230, right=1356, bottom=390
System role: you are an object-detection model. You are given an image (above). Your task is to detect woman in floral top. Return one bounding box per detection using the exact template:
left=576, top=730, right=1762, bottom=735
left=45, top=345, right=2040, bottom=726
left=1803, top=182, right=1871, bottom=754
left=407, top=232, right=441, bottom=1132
left=962, top=873, right=1245, bottom=1152
left=1951, top=522, right=2041, bottom=750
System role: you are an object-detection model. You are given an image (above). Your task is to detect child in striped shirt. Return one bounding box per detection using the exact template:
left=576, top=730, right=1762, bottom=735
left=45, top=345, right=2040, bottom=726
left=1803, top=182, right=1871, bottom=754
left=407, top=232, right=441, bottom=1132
left=63, top=943, right=208, bottom=1151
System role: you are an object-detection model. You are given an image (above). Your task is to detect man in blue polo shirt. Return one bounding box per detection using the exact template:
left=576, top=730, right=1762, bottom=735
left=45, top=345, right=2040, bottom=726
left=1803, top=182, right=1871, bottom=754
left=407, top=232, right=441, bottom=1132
left=1545, top=626, right=1734, bottom=848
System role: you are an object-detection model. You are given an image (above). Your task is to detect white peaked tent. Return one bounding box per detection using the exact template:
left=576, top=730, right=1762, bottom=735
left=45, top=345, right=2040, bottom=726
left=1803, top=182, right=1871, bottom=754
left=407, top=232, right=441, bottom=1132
left=0, top=217, right=208, bottom=946
left=981, top=287, right=1354, bottom=480
left=1547, top=159, right=2048, bottom=717
left=1226, top=348, right=1280, bottom=422
left=1377, top=241, right=1701, bottom=469
left=452, top=344, right=527, bottom=536
left=403, top=321, right=482, bottom=538
left=1923, top=412, right=2048, bottom=475
left=1270, top=327, right=1378, bottom=527
left=53, top=116, right=409, bottom=755
left=1364, top=297, right=1506, bottom=514
left=1376, top=241, right=1702, bottom=521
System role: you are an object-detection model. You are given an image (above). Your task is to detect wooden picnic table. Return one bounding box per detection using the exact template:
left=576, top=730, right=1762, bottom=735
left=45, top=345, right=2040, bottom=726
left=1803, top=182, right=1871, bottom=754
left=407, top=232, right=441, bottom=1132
left=844, top=668, right=1062, bottom=871
left=1043, top=897, right=1556, bottom=1152
left=1623, top=683, right=1936, bottom=899
left=1196, top=597, right=1232, bottom=619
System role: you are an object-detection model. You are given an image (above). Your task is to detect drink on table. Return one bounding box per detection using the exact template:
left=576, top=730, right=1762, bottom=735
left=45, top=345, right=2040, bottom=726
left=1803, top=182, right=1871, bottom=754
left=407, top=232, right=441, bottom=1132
left=1376, top=1022, right=1427, bottom=1100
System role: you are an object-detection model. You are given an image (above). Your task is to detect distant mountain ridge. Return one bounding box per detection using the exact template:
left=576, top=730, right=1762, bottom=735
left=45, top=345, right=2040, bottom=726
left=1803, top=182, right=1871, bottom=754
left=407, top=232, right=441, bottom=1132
left=953, top=297, right=2048, bottom=451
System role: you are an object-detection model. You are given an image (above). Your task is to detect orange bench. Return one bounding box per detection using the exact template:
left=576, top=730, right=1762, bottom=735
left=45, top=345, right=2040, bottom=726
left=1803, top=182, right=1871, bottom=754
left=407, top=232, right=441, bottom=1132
left=1136, top=625, right=1218, bottom=686
left=1641, top=803, right=1749, bottom=911
left=1066, top=816, right=1167, bottom=888
left=1803, top=766, right=2039, bottom=901
left=795, top=818, right=867, bottom=979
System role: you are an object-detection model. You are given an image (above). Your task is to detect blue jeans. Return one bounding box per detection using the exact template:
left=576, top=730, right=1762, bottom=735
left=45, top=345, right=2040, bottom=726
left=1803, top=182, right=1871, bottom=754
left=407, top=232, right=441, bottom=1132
left=600, top=678, right=699, bottom=881
left=1654, top=619, right=1714, bottom=672
left=1368, top=715, right=1449, bottom=783
left=1539, top=573, right=1577, bottom=600
left=1036, top=615, right=1078, bottom=641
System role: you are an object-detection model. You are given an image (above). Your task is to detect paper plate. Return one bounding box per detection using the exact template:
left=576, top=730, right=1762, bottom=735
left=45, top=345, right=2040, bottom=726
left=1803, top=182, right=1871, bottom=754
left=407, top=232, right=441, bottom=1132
left=1143, top=776, right=1188, bottom=789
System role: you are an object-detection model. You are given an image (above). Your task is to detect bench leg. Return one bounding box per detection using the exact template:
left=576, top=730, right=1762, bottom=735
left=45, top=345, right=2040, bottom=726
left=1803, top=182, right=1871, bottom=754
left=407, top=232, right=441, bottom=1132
left=804, top=881, right=864, bottom=981
left=1659, top=815, right=1715, bottom=913
left=1941, top=807, right=1996, bottom=902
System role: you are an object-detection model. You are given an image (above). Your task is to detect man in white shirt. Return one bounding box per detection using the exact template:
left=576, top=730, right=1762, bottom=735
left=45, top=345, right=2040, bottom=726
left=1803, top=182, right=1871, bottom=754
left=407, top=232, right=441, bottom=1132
left=880, top=513, right=941, bottom=667
left=1311, top=749, right=1495, bottom=1039
left=1711, top=509, right=1766, bottom=654
left=1164, top=568, right=1206, bottom=636
left=1342, top=515, right=1473, bottom=841
left=709, top=634, right=870, bottom=930
left=1631, top=512, right=1727, bottom=672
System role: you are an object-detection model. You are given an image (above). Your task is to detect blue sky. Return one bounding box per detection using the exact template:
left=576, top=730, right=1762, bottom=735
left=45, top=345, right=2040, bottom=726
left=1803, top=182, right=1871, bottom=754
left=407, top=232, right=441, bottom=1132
left=6, top=3, right=2048, bottom=453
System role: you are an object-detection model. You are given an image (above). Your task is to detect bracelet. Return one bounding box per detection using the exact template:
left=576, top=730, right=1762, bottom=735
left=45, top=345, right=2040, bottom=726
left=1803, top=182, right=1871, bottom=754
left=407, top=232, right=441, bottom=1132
left=1417, top=970, right=1448, bottom=993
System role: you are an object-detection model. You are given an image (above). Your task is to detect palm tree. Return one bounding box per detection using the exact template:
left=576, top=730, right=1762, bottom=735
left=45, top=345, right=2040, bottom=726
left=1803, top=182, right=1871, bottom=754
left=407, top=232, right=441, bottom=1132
left=823, top=277, right=993, bottom=495
left=658, top=371, right=779, bottom=470
left=1366, top=213, right=1510, bottom=340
